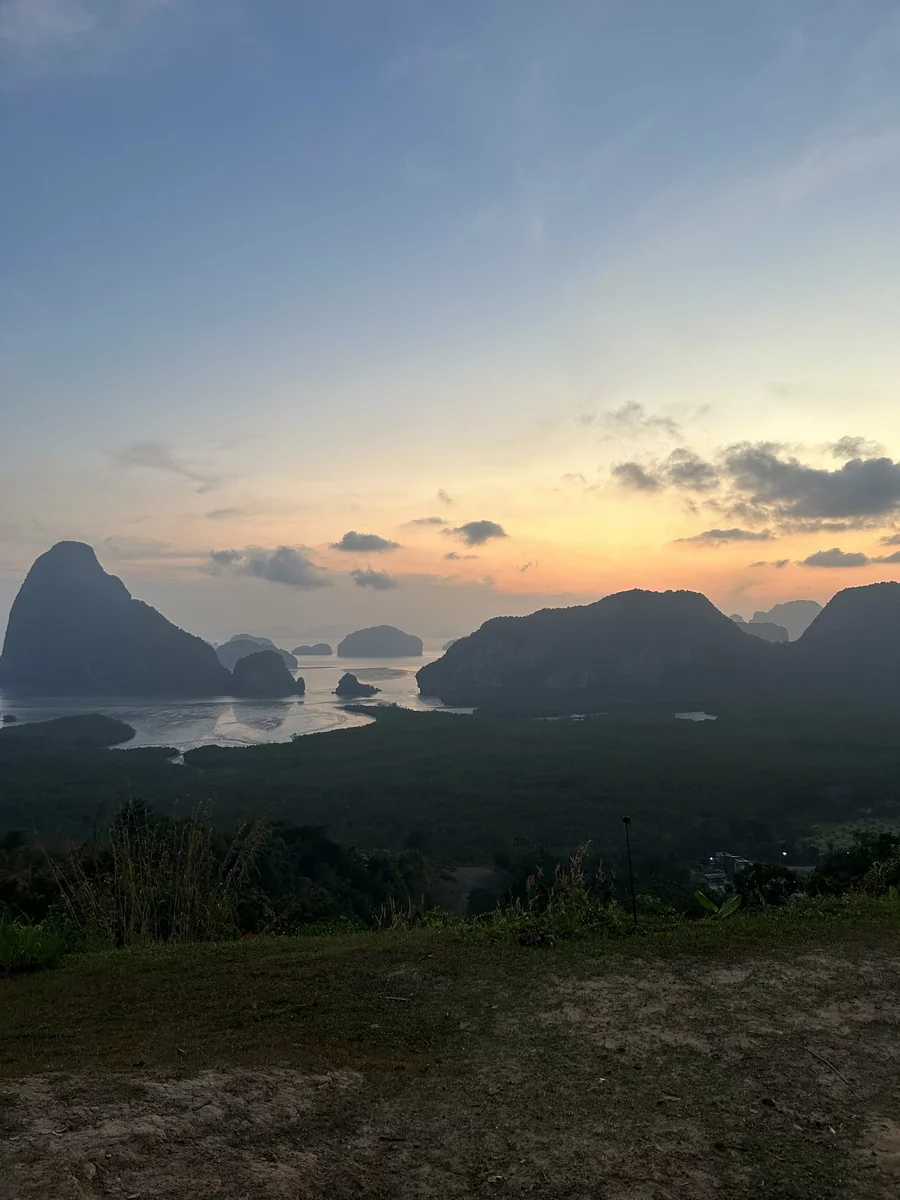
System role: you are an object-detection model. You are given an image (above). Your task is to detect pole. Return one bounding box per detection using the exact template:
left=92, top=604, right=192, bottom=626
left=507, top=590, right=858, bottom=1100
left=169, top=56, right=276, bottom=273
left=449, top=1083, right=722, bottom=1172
left=622, top=815, right=638, bottom=927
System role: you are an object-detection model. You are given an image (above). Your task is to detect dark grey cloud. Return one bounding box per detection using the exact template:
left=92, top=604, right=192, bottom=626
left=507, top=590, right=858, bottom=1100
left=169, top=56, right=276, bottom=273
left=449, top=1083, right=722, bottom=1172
left=880, top=532, right=900, bottom=545
left=678, top=528, right=775, bottom=546
left=721, top=443, right=900, bottom=524
left=437, top=489, right=453, bottom=505
left=350, top=566, right=398, bottom=590
left=446, top=520, right=508, bottom=546
left=750, top=559, right=790, bottom=568
left=407, top=516, right=446, bottom=526
left=830, top=435, right=884, bottom=459
left=208, top=546, right=331, bottom=588
left=664, top=448, right=720, bottom=491
left=800, top=547, right=870, bottom=568
left=444, top=552, right=478, bottom=560
left=611, top=461, right=662, bottom=491
left=330, top=531, right=401, bottom=553
left=613, top=439, right=900, bottom=533
left=612, top=450, right=718, bottom=494
left=108, top=440, right=223, bottom=494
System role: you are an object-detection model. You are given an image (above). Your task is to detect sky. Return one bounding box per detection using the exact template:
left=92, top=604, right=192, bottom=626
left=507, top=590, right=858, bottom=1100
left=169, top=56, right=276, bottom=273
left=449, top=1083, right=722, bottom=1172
left=3, top=0, right=900, bottom=644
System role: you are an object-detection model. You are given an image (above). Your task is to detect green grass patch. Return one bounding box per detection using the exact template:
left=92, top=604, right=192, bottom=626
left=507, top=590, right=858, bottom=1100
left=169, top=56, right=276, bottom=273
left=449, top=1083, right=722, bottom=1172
left=1, top=895, right=895, bottom=1080
left=0, top=919, right=68, bottom=975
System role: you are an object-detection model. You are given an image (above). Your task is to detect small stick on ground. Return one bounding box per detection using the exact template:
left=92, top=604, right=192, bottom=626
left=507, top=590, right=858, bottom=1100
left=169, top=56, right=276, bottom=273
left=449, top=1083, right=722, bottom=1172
left=805, top=1046, right=851, bottom=1086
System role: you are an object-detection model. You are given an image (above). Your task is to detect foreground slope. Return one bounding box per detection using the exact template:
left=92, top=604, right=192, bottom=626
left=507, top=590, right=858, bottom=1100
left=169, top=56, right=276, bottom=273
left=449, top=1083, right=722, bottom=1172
left=2, top=912, right=898, bottom=1199
left=0, top=542, right=232, bottom=696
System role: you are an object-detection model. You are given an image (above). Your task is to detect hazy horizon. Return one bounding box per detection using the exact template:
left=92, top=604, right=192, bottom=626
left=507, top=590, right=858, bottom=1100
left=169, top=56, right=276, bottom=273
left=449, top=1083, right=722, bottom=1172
left=4, top=1, right=900, bottom=637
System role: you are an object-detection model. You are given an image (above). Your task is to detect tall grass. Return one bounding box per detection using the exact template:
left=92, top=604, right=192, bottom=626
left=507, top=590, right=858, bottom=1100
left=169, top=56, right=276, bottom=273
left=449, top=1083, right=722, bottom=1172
left=49, top=802, right=270, bottom=949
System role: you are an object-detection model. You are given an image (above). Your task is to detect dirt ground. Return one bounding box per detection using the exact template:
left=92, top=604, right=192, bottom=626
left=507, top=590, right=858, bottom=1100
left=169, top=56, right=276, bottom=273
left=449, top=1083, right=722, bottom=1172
left=2, top=943, right=899, bottom=1199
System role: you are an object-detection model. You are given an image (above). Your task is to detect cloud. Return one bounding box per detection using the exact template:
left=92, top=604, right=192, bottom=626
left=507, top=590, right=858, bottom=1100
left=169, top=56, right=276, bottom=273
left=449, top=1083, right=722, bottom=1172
left=721, top=443, right=900, bottom=525
left=750, top=559, right=790, bottom=568
left=599, top=401, right=681, bottom=439
left=443, top=552, right=478, bottom=560
left=446, top=520, right=508, bottom=546
left=612, top=450, right=718, bottom=494
left=611, top=461, right=662, bottom=492
left=205, top=507, right=247, bottom=521
left=519, top=561, right=536, bottom=572
left=437, top=489, right=453, bottom=505
left=101, top=536, right=175, bottom=560
left=664, top=448, right=719, bottom=491
left=880, top=533, right=900, bottom=545
left=876, top=549, right=900, bottom=564
left=613, top=439, right=900, bottom=533
left=830, top=435, right=884, bottom=460
left=330, top=531, right=400, bottom=553
left=677, top=528, right=775, bottom=546
left=0, top=0, right=213, bottom=85
left=208, top=546, right=331, bottom=588
left=350, top=566, right=398, bottom=590
left=800, top=547, right=870, bottom=568
left=407, top=516, right=446, bottom=526
left=107, top=440, right=223, bottom=493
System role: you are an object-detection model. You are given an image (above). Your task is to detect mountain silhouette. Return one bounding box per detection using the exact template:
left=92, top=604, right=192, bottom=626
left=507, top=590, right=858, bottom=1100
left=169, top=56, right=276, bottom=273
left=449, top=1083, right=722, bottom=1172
left=751, top=600, right=822, bottom=641
left=217, top=639, right=297, bottom=671
left=790, top=582, right=900, bottom=691
left=731, top=616, right=789, bottom=643
left=0, top=542, right=232, bottom=696
left=417, top=589, right=780, bottom=702
left=337, top=626, right=423, bottom=657
left=231, top=650, right=305, bottom=697
left=417, top=584, right=900, bottom=704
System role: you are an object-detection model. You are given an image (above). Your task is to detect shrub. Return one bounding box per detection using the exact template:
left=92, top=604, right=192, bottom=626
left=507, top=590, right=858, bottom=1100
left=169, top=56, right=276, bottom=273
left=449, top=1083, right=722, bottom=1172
left=0, top=920, right=68, bottom=973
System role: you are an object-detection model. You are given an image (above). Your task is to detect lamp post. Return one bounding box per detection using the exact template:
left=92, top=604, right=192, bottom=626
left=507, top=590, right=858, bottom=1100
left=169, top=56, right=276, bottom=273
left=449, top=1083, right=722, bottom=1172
left=622, top=815, right=638, bottom=927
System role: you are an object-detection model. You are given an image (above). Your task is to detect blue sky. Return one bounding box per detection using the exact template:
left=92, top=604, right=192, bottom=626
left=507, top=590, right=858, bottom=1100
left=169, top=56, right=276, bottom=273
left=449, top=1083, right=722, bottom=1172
left=3, top=1, right=900, bottom=642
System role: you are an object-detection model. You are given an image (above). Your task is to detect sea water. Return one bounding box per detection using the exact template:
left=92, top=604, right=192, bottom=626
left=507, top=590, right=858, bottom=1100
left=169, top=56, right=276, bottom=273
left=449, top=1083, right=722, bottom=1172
left=0, top=652, right=469, bottom=751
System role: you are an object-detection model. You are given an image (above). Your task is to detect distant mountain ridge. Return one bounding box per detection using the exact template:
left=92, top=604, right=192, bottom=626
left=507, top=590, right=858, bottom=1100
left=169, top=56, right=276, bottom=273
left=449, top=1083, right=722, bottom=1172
left=417, top=584, right=900, bottom=704
left=751, top=600, right=822, bottom=641
left=0, top=542, right=232, bottom=696
left=217, top=639, right=297, bottom=671
left=338, top=626, right=423, bottom=657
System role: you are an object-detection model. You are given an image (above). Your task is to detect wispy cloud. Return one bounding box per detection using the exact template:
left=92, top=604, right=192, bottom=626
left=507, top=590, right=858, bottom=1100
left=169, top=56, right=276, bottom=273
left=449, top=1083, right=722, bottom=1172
left=107, top=440, right=224, bottom=494
left=0, top=0, right=227, bottom=84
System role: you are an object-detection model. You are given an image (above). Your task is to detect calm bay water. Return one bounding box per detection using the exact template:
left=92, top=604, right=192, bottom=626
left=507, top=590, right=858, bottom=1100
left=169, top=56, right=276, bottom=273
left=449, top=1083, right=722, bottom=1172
left=0, top=652, right=468, bottom=751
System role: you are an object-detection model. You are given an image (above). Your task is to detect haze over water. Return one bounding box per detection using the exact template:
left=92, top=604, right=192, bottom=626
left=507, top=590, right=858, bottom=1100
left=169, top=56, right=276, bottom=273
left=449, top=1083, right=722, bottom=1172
left=0, top=652, right=453, bottom=751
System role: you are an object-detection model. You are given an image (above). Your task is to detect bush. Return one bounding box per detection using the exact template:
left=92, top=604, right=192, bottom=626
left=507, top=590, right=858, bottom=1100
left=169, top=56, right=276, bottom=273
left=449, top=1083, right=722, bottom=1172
left=0, top=920, right=68, bottom=973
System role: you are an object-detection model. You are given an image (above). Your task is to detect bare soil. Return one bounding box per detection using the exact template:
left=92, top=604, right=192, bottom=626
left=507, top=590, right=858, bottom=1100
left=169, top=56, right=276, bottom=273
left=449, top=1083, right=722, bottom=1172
left=2, top=941, right=899, bottom=1199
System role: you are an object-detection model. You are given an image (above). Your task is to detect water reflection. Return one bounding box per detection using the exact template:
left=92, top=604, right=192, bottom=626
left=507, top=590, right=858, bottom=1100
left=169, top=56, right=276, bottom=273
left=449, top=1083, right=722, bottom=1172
left=229, top=702, right=289, bottom=733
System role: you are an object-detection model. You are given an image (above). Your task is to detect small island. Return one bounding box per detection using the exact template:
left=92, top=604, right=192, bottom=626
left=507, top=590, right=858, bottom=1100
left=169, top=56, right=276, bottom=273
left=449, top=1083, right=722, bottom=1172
left=334, top=673, right=381, bottom=698
left=337, top=626, right=423, bottom=657
left=0, top=714, right=135, bottom=748
left=217, top=639, right=297, bottom=671
left=231, top=651, right=305, bottom=698
left=291, top=643, right=332, bottom=656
